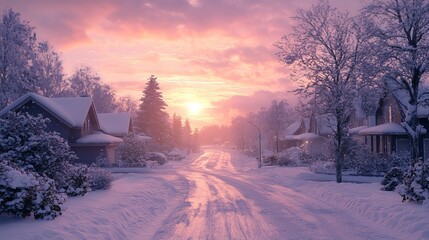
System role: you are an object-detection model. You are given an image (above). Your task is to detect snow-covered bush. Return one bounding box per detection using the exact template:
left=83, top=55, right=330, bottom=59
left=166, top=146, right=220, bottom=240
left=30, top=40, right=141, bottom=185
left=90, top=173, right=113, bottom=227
left=94, top=151, right=110, bottom=167
left=60, top=164, right=90, bottom=196
left=342, top=143, right=389, bottom=175
left=277, top=147, right=312, bottom=167
left=310, top=161, right=336, bottom=174
left=0, top=112, right=90, bottom=197
left=381, top=167, right=404, bottom=191
left=118, top=133, right=147, bottom=167
left=147, top=152, right=167, bottom=165
left=398, top=159, right=429, bottom=203
left=262, top=155, right=277, bottom=166
left=87, top=166, right=113, bottom=190
left=0, top=161, right=65, bottom=220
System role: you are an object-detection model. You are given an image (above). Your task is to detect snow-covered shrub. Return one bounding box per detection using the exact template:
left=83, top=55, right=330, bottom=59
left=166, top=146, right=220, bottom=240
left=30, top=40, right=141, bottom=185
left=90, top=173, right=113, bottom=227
left=59, top=164, right=90, bottom=196
left=88, top=166, right=112, bottom=190
left=118, top=133, right=147, bottom=167
left=32, top=175, right=65, bottom=220
left=342, top=143, right=389, bottom=176
left=398, top=159, right=429, bottom=203
left=381, top=167, right=404, bottom=191
left=390, top=151, right=411, bottom=171
left=94, top=151, right=110, bottom=167
left=0, top=112, right=85, bottom=194
left=262, top=155, right=277, bottom=166
left=310, top=161, right=336, bottom=174
left=0, top=161, right=65, bottom=220
left=147, top=152, right=167, bottom=165
left=277, top=147, right=312, bottom=167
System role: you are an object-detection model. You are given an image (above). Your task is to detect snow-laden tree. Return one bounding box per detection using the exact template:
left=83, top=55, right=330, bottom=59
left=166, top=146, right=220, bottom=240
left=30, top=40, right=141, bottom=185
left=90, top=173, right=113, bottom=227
left=117, top=95, right=138, bottom=113
left=0, top=9, right=38, bottom=108
left=67, top=65, right=119, bottom=113
left=183, top=118, right=192, bottom=149
left=364, top=0, right=429, bottom=165
left=136, top=75, right=171, bottom=148
left=171, top=114, right=183, bottom=148
left=34, top=41, right=67, bottom=97
left=276, top=1, right=375, bottom=182
left=264, top=100, right=292, bottom=153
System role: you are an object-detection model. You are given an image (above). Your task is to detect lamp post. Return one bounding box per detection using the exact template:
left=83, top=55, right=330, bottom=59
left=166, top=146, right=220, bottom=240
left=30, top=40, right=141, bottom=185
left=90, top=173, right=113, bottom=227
left=248, top=121, right=262, bottom=168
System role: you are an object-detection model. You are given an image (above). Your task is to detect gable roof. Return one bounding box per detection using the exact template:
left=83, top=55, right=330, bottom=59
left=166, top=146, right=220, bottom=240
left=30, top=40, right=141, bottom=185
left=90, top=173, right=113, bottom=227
left=285, top=120, right=301, bottom=136
left=0, top=92, right=96, bottom=128
left=98, top=112, right=131, bottom=137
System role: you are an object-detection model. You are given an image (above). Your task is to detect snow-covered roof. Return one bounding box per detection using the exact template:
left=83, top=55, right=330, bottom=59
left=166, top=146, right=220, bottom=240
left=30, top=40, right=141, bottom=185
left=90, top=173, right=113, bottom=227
left=316, top=114, right=335, bottom=135
left=76, top=132, right=123, bottom=144
left=359, top=123, right=406, bottom=136
left=293, top=133, right=322, bottom=140
left=285, top=120, right=301, bottom=136
left=0, top=92, right=94, bottom=128
left=168, top=148, right=183, bottom=156
left=98, top=112, right=131, bottom=137
left=349, top=126, right=368, bottom=134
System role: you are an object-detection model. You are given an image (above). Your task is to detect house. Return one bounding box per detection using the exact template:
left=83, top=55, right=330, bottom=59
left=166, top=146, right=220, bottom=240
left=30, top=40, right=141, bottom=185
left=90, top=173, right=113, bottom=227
left=357, top=93, right=429, bottom=159
left=282, top=114, right=334, bottom=156
left=0, top=93, right=130, bottom=164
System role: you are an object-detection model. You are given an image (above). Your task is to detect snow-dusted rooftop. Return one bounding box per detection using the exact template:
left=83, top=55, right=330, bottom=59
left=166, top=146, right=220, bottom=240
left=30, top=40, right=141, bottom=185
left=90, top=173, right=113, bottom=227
left=76, top=132, right=123, bottom=144
left=98, top=112, right=131, bottom=137
left=285, top=120, right=301, bottom=136
left=293, top=132, right=322, bottom=140
left=359, top=122, right=406, bottom=135
left=349, top=126, right=368, bottom=134
left=0, top=92, right=94, bottom=128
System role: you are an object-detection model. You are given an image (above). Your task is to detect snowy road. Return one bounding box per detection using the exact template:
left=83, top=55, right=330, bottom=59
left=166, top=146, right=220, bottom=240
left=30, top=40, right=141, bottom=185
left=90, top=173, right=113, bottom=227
left=2, top=147, right=423, bottom=240
left=151, top=148, right=398, bottom=240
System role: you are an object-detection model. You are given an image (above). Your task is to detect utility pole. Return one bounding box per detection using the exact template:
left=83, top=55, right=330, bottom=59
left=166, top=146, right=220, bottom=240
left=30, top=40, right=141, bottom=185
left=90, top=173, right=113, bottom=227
left=248, top=121, right=262, bottom=168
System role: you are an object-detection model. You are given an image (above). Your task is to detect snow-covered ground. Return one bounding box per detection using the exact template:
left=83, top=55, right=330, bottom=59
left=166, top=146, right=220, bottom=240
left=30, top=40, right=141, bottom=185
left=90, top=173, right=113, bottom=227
left=0, top=146, right=428, bottom=239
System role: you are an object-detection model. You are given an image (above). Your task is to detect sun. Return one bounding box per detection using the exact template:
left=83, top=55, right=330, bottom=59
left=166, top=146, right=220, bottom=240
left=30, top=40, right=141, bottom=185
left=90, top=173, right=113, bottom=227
left=186, top=102, right=203, bottom=115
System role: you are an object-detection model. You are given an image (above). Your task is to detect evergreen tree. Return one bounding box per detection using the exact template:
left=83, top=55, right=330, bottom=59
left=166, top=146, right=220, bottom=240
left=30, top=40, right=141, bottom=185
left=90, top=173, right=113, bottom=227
left=191, top=128, right=200, bottom=152
left=136, top=75, right=170, bottom=148
left=183, top=119, right=192, bottom=149
left=171, top=114, right=183, bottom=148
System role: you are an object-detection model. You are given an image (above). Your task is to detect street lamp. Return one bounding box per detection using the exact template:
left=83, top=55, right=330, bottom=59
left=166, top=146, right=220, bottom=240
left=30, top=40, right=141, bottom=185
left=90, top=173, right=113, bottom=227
left=248, top=121, right=262, bottom=168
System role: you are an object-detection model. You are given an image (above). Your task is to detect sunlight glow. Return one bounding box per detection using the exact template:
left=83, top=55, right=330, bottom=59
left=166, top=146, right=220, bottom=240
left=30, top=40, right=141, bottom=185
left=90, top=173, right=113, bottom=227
left=187, top=102, right=203, bottom=115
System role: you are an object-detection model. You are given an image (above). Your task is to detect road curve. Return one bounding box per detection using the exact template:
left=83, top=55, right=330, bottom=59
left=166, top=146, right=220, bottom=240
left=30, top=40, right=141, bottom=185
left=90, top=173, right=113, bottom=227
left=152, top=148, right=398, bottom=240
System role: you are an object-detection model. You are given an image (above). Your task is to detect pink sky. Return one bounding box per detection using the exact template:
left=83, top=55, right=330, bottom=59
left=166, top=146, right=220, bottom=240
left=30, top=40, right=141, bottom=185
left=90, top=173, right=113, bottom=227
left=0, top=0, right=363, bottom=128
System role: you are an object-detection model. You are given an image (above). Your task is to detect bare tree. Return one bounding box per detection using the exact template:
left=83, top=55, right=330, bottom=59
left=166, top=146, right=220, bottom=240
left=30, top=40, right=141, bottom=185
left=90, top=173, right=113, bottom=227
left=67, top=65, right=118, bottom=113
left=117, top=96, right=138, bottom=113
left=264, top=100, right=291, bottom=153
left=276, top=1, right=374, bottom=182
left=34, top=41, right=67, bottom=97
left=364, top=0, right=429, bottom=165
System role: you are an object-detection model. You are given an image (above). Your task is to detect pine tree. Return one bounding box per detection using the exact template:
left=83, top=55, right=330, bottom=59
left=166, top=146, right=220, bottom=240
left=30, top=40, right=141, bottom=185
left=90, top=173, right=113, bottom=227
left=171, top=114, right=183, bottom=148
left=136, top=75, right=170, bottom=148
left=191, top=128, right=200, bottom=152
left=183, top=119, right=192, bottom=149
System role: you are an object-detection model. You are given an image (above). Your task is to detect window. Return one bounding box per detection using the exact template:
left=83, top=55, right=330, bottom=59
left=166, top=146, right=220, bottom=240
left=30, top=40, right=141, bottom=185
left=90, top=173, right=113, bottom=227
left=84, top=118, right=90, bottom=132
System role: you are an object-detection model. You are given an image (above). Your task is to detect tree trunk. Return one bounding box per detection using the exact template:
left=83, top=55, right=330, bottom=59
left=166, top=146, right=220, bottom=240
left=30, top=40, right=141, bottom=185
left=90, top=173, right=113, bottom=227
left=336, top=114, right=343, bottom=183
left=410, top=135, right=420, bottom=166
